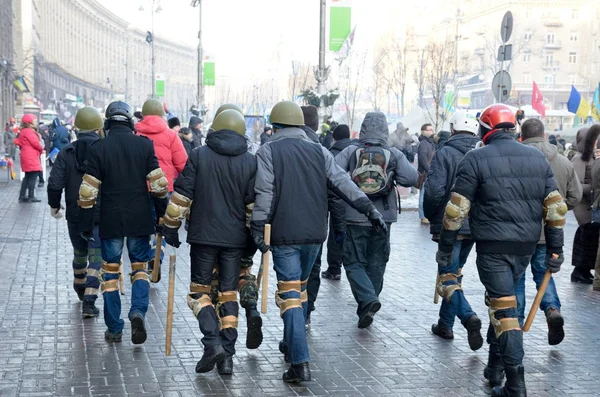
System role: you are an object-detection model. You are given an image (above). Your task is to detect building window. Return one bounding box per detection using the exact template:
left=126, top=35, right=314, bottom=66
left=522, top=73, right=531, bottom=83
left=572, top=9, right=579, bottom=19
left=545, top=54, right=554, bottom=67
left=523, top=53, right=532, bottom=63
left=569, top=74, right=577, bottom=84
left=546, top=33, right=555, bottom=44
left=569, top=52, right=578, bottom=64
left=570, top=32, right=578, bottom=42
left=524, top=31, right=532, bottom=41
left=544, top=75, right=554, bottom=84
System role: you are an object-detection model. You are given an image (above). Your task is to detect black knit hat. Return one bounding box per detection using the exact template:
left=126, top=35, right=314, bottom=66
left=189, top=116, right=203, bottom=128
left=301, top=105, right=319, bottom=132
left=333, top=124, right=350, bottom=141
left=168, top=117, right=180, bottom=129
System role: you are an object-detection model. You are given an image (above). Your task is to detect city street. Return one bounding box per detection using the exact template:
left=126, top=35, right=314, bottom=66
left=0, top=180, right=599, bottom=397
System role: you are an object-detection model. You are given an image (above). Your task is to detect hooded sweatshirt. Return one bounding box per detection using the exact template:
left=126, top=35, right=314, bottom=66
left=51, top=118, right=71, bottom=151
left=335, top=112, right=419, bottom=225
left=135, top=115, right=188, bottom=191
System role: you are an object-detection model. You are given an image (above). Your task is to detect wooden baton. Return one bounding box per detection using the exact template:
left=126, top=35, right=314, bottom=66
left=152, top=218, right=164, bottom=283
left=260, top=224, right=271, bottom=314
left=434, top=274, right=440, bottom=304
left=522, top=254, right=557, bottom=332
left=165, top=254, right=176, bottom=356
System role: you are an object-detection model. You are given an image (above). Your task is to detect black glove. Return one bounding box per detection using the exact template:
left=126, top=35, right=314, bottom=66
left=435, top=250, right=452, bottom=268
left=545, top=249, right=564, bottom=273
left=252, top=227, right=270, bottom=253
left=160, top=226, right=181, bottom=248
left=80, top=231, right=95, bottom=243
left=367, top=209, right=387, bottom=233
left=334, top=230, right=346, bottom=246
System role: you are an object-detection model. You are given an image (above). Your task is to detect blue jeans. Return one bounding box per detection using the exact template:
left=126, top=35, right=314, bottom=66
left=438, top=239, right=476, bottom=329
left=271, top=244, right=321, bottom=365
left=419, top=184, right=425, bottom=219
left=101, top=236, right=151, bottom=334
left=68, top=222, right=101, bottom=303
left=516, top=244, right=561, bottom=327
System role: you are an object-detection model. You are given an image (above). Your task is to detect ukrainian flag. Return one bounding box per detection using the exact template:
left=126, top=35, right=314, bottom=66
left=592, top=86, right=600, bottom=122
left=567, top=85, right=591, bottom=119
left=13, top=76, right=29, bottom=93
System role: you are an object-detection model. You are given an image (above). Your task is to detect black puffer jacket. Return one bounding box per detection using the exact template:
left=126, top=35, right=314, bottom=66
left=424, top=133, right=480, bottom=236
left=47, top=132, right=101, bottom=223
left=174, top=130, right=257, bottom=248
left=452, top=132, right=557, bottom=255
left=417, top=134, right=435, bottom=173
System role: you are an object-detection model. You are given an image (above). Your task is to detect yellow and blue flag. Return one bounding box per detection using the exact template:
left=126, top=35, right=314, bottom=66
left=567, top=85, right=591, bottom=119
left=13, top=76, right=29, bottom=93
left=592, top=86, right=600, bottom=121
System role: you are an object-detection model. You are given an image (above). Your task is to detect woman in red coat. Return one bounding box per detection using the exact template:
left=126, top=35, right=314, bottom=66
left=15, top=114, right=44, bottom=202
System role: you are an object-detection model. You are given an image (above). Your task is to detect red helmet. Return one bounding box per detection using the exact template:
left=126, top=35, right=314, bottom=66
left=21, top=113, right=37, bottom=125
left=478, top=104, right=516, bottom=143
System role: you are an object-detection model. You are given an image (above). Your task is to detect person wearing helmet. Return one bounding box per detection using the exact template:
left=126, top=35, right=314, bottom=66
left=251, top=101, right=387, bottom=383
left=423, top=110, right=483, bottom=349
left=47, top=107, right=104, bottom=318
left=77, top=101, right=169, bottom=344
left=436, top=104, right=567, bottom=396
left=135, top=98, right=188, bottom=277
left=516, top=118, right=581, bottom=346
left=15, top=114, right=44, bottom=202
left=160, top=109, right=257, bottom=376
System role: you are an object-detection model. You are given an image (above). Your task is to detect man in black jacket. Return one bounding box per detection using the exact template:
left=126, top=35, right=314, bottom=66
left=252, top=101, right=386, bottom=383
left=47, top=107, right=102, bottom=318
left=423, top=110, right=482, bottom=350
left=161, top=109, right=257, bottom=376
left=78, top=101, right=168, bottom=344
left=418, top=123, right=435, bottom=224
left=436, top=104, right=567, bottom=397
left=189, top=116, right=204, bottom=147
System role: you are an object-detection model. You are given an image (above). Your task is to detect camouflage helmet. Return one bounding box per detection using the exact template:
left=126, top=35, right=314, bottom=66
left=211, top=109, right=246, bottom=135
left=270, top=101, right=304, bottom=127
left=215, top=103, right=243, bottom=118
left=141, top=98, right=165, bottom=117
left=74, top=106, right=103, bottom=131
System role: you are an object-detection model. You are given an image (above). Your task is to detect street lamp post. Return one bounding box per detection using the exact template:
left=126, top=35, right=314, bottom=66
left=191, top=0, right=204, bottom=111
left=550, top=62, right=560, bottom=110
left=314, top=0, right=330, bottom=116
left=140, top=1, right=161, bottom=98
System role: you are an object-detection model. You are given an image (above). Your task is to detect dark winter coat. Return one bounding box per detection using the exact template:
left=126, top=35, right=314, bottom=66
left=174, top=130, right=256, bottom=248
left=260, top=131, right=272, bottom=146
left=423, top=133, right=480, bottom=236
left=79, top=124, right=165, bottom=239
left=451, top=132, right=558, bottom=255
left=436, top=131, right=450, bottom=150
left=50, top=118, right=71, bottom=151
left=417, top=134, right=435, bottom=173
left=178, top=131, right=195, bottom=156
left=47, top=132, right=101, bottom=223
left=252, top=127, right=376, bottom=245
left=330, top=138, right=355, bottom=157
left=190, top=126, right=204, bottom=147
left=321, top=132, right=334, bottom=149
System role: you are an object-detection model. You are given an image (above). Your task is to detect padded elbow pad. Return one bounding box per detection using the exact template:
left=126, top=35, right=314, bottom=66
left=163, top=192, right=192, bottom=228
left=543, top=190, right=567, bottom=229
left=78, top=174, right=101, bottom=209
left=147, top=168, right=168, bottom=198
left=442, top=193, right=471, bottom=231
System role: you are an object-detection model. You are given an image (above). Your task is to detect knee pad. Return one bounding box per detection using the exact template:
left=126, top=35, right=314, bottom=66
left=275, top=280, right=302, bottom=317
left=301, top=279, right=308, bottom=303
left=163, top=191, right=191, bottom=226
left=487, top=295, right=521, bottom=338
left=443, top=192, right=471, bottom=231
left=100, top=261, right=121, bottom=293
left=129, top=262, right=150, bottom=284
left=187, top=283, right=212, bottom=317
left=437, top=273, right=462, bottom=301
left=217, top=291, right=239, bottom=330
left=78, top=174, right=100, bottom=209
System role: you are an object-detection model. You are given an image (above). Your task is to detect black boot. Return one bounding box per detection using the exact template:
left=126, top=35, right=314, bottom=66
left=283, top=362, right=311, bottom=383
left=484, top=345, right=505, bottom=387
left=195, top=344, right=226, bottom=373
left=357, top=301, right=381, bottom=329
left=28, top=197, right=41, bottom=203
left=546, top=308, right=564, bottom=346
left=571, top=267, right=593, bottom=284
left=130, top=313, right=147, bottom=345
left=217, top=355, right=233, bottom=375
left=491, top=365, right=527, bottom=397
left=465, top=315, right=483, bottom=351
left=431, top=320, right=454, bottom=340
left=74, top=286, right=85, bottom=301
left=245, top=307, right=263, bottom=349
left=82, top=301, right=100, bottom=318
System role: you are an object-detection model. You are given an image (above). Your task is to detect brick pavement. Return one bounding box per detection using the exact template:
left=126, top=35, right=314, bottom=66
left=0, top=180, right=599, bottom=397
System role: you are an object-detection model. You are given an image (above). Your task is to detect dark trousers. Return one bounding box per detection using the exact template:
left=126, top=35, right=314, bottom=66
left=476, top=253, right=529, bottom=367
left=326, top=218, right=343, bottom=274
left=67, top=221, right=101, bottom=303
left=342, top=224, right=391, bottom=315
left=306, top=244, right=323, bottom=313
left=38, top=170, right=44, bottom=184
left=190, top=244, right=242, bottom=356
left=19, top=172, right=37, bottom=199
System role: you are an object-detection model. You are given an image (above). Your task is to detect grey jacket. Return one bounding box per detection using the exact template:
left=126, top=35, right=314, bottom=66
left=571, top=152, right=593, bottom=225
left=336, top=112, right=419, bottom=226
left=251, top=127, right=375, bottom=245
left=524, top=137, right=582, bottom=242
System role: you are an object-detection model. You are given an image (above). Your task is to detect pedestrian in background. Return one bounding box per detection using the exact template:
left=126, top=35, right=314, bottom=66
left=417, top=123, right=435, bottom=224
left=15, top=114, right=43, bottom=203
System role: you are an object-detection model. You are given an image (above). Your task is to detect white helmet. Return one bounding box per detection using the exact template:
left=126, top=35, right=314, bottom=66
left=449, top=110, right=479, bottom=135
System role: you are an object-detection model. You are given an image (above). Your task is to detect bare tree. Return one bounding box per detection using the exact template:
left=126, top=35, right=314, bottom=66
left=288, top=62, right=316, bottom=100
left=480, top=27, right=538, bottom=76
left=368, top=48, right=387, bottom=111
left=384, top=32, right=411, bottom=116
left=424, top=40, right=455, bottom=132
left=339, top=50, right=367, bottom=129
left=413, top=47, right=428, bottom=109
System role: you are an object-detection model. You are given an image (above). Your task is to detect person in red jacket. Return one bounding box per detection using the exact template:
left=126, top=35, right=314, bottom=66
left=15, top=114, right=44, bottom=203
left=135, top=99, right=188, bottom=277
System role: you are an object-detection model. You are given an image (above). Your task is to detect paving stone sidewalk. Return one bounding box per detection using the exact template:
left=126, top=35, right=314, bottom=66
left=0, top=179, right=599, bottom=397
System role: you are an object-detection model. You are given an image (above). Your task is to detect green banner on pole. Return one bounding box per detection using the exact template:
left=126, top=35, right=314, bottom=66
left=204, top=62, right=215, bottom=86
left=329, top=6, right=351, bottom=52
left=155, top=74, right=165, bottom=97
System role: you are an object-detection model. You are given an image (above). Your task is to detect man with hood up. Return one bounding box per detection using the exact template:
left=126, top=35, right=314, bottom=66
left=423, top=110, right=483, bottom=350
left=189, top=116, right=204, bottom=147
left=388, top=122, right=414, bottom=163
left=50, top=117, right=71, bottom=152
left=47, top=107, right=103, bottom=318
left=336, top=112, right=418, bottom=328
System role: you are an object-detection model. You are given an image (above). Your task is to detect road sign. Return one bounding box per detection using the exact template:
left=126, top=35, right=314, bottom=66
left=155, top=74, right=165, bottom=97
left=497, top=44, right=513, bottom=62
left=492, top=71, right=512, bottom=103
left=500, top=11, right=513, bottom=43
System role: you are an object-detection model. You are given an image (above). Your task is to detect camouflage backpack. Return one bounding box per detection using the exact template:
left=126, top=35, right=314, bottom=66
left=351, top=145, right=396, bottom=200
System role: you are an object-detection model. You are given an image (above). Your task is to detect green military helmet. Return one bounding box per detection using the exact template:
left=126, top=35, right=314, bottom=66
left=74, top=106, right=103, bottom=131
left=270, top=101, right=304, bottom=127
left=142, top=98, right=165, bottom=117
left=215, top=103, right=243, bottom=118
left=211, top=109, right=246, bottom=135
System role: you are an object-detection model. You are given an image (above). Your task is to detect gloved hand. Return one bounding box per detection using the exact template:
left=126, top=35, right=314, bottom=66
left=50, top=208, right=63, bottom=219
left=545, top=250, right=564, bottom=273
left=160, top=226, right=181, bottom=248
left=252, top=227, right=270, bottom=253
left=80, top=231, right=95, bottom=242
left=367, top=209, right=387, bottom=233
left=435, top=250, right=452, bottom=267
left=334, top=230, right=346, bottom=246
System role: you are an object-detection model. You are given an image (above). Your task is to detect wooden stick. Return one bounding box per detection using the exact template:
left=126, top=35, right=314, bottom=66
left=434, top=274, right=440, bottom=304
left=260, top=224, right=271, bottom=314
left=523, top=269, right=552, bottom=332
left=119, top=263, right=125, bottom=295
left=152, top=218, right=164, bottom=283
left=165, top=254, right=176, bottom=356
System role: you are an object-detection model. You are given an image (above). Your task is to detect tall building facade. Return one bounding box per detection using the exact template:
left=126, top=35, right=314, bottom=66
left=0, top=0, right=16, bottom=124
